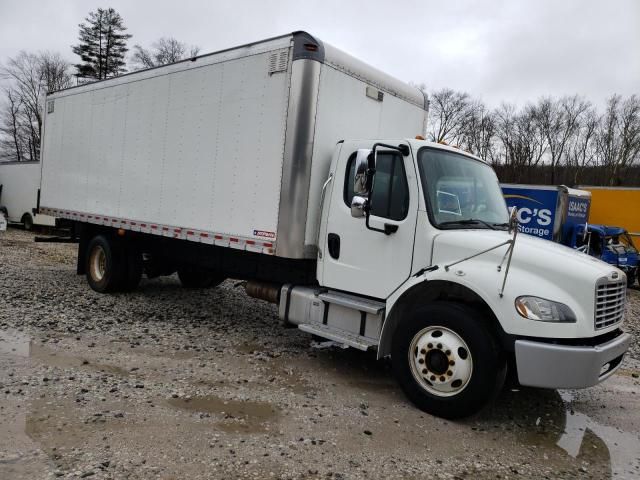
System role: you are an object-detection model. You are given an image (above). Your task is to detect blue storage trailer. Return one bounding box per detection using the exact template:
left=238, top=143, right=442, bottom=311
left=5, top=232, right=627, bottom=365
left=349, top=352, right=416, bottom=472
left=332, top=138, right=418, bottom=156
left=500, top=184, right=590, bottom=244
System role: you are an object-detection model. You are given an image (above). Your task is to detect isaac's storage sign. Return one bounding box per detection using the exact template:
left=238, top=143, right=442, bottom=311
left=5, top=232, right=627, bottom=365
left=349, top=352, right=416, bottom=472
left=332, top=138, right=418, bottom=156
left=501, top=187, right=558, bottom=240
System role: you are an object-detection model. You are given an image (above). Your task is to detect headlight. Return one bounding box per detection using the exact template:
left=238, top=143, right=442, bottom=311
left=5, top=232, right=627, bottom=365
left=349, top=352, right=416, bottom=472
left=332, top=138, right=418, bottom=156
left=515, top=296, right=576, bottom=323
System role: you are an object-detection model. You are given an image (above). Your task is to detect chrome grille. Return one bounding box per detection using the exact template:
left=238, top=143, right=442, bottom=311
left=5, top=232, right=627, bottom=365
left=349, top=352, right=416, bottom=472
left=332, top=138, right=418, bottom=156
left=595, top=279, right=626, bottom=330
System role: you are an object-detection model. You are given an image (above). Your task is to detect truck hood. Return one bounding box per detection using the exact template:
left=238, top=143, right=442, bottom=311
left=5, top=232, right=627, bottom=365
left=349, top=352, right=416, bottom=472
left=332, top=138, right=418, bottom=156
left=431, top=229, right=620, bottom=282
left=429, top=229, right=625, bottom=338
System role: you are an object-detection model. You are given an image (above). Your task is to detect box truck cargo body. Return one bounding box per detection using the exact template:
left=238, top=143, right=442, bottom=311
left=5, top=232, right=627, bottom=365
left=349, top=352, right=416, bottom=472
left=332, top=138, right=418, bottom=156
left=0, top=161, right=56, bottom=229
left=40, top=32, right=427, bottom=260
left=38, top=32, right=630, bottom=419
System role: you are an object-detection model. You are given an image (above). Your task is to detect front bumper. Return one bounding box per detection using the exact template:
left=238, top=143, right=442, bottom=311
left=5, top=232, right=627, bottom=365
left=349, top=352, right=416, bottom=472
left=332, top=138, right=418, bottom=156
left=515, top=332, right=631, bottom=389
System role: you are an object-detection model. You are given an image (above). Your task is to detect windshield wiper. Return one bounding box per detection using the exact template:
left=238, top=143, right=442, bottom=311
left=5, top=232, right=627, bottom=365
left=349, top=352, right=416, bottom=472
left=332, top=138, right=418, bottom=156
left=439, top=219, right=507, bottom=230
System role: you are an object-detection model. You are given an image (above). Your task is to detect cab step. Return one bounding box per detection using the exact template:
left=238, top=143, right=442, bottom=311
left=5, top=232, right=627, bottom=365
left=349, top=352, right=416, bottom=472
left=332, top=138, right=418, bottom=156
left=317, top=291, right=385, bottom=314
left=298, top=323, right=378, bottom=351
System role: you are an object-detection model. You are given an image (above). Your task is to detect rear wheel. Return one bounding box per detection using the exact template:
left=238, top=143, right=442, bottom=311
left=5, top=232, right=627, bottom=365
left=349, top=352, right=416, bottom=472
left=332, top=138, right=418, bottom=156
left=392, top=302, right=505, bottom=419
left=86, top=235, right=126, bottom=293
left=177, top=267, right=225, bottom=289
left=22, top=213, right=33, bottom=231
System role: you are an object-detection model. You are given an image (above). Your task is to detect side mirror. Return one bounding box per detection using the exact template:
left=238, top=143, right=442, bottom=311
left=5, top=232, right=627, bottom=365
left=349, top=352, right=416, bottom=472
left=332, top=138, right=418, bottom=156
left=351, top=195, right=368, bottom=218
left=353, top=149, right=372, bottom=195
left=508, top=206, right=518, bottom=233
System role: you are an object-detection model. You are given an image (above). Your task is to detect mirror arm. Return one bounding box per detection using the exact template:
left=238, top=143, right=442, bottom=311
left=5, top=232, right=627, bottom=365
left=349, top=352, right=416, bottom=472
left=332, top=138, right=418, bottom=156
left=371, top=142, right=410, bottom=158
left=360, top=142, right=408, bottom=235
left=365, top=210, right=398, bottom=235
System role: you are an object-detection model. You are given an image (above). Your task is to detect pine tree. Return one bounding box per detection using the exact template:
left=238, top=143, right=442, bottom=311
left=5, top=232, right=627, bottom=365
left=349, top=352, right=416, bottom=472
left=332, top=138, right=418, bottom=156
left=71, top=8, right=132, bottom=80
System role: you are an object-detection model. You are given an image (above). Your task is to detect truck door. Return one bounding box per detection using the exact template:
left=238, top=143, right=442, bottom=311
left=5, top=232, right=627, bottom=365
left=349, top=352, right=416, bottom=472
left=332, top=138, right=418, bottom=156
left=320, top=143, right=419, bottom=299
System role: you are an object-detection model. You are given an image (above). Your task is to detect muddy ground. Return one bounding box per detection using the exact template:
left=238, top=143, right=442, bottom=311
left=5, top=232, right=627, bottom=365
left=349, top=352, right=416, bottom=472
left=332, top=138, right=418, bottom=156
left=0, top=227, right=639, bottom=480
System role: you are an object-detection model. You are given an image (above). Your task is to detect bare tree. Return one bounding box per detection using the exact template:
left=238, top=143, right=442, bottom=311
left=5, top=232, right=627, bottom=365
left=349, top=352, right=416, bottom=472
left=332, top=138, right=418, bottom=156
left=0, top=89, right=25, bottom=162
left=458, top=101, right=496, bottom=162
left=131, top=37, right=200, bottom=70
left=0, top=51, right=73, bottom=162
left=428, top=88, right=473, bottom=144
left=534, top=95, right=590, bottom=184
left=596, top=94, right=640, bottom=185
left=566, top=107, right=598, bottom=185
left=494, top=103, right=547, bottom=182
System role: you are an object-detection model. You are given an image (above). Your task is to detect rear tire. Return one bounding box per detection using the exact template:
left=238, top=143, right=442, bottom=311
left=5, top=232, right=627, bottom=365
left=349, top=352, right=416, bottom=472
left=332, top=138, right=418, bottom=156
left=391, top=302, right=505, bottom=419
left=85, top=235, right=126, bottom=293
left=177, top=267, right=225, bottom=289
left=22, top=213, right=33, bottom=231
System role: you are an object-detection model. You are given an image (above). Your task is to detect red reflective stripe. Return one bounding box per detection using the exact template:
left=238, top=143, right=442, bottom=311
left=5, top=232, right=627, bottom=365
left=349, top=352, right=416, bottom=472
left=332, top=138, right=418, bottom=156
left=174, top=228, right=182, bottom=233
left=230, top=238, right=239, bottom=243
left=246, top=240, right=255, bottom=245
left=186, top=230, right=194, bottom=235
left=151, top=225, right=158, bottom=229
left=200, top=233, right=208, bottom=237
left=162, top=227, right=169, bottom=231
left=263, top=242, right=273, bottom=247
left=214, top=235, right=223, bottom=240
left=131, top=222, right=137, bottom=225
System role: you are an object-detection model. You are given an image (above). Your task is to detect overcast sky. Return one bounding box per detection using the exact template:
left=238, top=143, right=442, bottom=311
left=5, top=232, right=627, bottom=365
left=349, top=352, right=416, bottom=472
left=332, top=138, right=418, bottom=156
left=0, top=0, right=637, bottom=107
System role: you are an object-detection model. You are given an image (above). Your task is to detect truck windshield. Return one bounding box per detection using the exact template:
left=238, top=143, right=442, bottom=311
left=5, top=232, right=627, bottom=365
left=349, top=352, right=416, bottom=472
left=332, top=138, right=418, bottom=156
left=606, top=233, right=638, bottom=253
left=417, top=147, right=509, bottom=229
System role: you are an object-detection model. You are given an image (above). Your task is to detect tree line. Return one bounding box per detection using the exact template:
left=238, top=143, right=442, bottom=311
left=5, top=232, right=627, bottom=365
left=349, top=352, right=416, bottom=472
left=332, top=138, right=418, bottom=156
left=0, top=7, right=199, bottom=163
left=423, top=88, right=640, bottom=186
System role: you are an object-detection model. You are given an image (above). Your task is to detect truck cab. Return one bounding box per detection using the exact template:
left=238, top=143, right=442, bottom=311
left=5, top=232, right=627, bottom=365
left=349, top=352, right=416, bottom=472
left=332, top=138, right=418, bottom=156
left=281, top=138, right=631, bottom=418
left=576, top=224, right=639, bottom=286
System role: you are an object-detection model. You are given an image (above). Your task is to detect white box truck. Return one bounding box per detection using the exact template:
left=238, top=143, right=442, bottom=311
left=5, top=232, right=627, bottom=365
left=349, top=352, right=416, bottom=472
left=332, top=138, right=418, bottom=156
left=38, top=32, right=631, bottom=418
left=0, top=161, right=56, bottom=229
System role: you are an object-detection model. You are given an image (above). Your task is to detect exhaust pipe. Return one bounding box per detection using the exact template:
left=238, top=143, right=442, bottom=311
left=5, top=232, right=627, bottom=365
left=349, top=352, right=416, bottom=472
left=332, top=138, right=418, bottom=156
left=245, top=281, right=281, bottom=304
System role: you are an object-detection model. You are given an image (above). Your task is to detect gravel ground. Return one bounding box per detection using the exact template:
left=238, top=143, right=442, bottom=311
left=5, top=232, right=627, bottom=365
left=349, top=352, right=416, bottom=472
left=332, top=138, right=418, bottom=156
left=1, top=227, right=639, bottom=480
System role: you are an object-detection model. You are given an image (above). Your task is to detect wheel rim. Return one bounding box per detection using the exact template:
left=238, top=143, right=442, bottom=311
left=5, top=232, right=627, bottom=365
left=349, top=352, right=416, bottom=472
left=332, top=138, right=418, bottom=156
left=89, top=245, right=107, bottom=282
left=408, top=326, right=473, bottom=397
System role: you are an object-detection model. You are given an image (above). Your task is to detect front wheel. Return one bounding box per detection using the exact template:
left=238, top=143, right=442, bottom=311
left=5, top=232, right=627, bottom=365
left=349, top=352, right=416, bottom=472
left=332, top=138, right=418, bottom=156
left=391, top=302, right=505, bottom=419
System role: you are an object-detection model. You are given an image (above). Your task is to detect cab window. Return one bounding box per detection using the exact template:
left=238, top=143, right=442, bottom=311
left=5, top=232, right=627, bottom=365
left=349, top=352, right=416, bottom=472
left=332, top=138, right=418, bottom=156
left=344, top=152, right=409, bottom=221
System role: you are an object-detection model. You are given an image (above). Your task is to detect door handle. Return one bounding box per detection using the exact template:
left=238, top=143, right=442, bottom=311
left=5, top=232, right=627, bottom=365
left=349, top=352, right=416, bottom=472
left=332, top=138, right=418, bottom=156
left=328, top=233, right=340, bottom=259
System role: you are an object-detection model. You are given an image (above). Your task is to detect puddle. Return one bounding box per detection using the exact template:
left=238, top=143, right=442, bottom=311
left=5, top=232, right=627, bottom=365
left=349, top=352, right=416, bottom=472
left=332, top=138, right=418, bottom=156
left=167, top=395, right=278, bottom=433
left=0, top=329, right=130, bottom=377
left=0, top=399, right=51, bottom=480
left=0, top=329, right=31, bottom=356
left=557, top=390, right=640, bottom=478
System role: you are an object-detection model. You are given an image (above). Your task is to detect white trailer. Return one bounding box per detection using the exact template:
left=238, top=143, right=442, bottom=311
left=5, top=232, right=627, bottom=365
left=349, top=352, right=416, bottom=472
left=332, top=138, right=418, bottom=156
left=39, top=32, right=630, bottom=419
left=0, top=161, right=56, bottom=229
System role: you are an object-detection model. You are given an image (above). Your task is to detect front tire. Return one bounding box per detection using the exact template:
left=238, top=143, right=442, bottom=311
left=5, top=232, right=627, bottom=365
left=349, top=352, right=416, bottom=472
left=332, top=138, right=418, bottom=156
left=391, top=302, right=505, bottom=419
